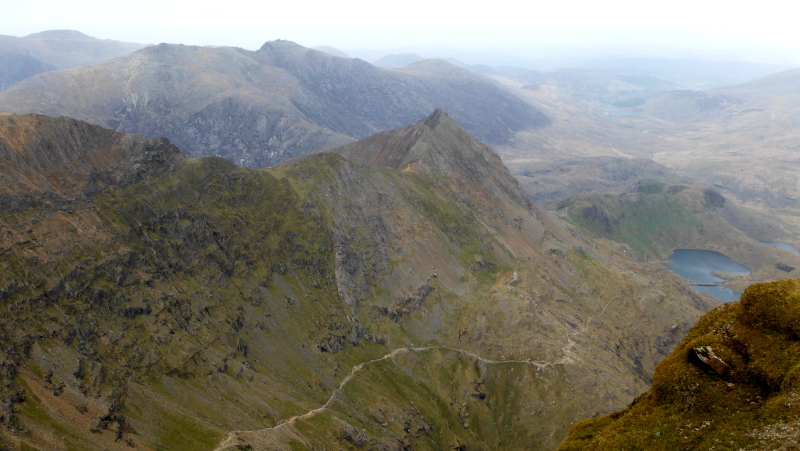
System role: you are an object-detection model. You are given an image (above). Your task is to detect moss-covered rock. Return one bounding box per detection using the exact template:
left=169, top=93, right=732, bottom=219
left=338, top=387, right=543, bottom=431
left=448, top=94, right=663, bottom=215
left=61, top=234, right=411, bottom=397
left=558, top=277, right=800, bottom=451
left=740, top=278, right=800, bottom=337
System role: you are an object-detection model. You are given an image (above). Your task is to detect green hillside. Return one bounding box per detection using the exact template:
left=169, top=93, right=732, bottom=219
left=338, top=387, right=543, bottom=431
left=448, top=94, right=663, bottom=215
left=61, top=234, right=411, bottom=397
left=553, top=182, right=800, bottom=293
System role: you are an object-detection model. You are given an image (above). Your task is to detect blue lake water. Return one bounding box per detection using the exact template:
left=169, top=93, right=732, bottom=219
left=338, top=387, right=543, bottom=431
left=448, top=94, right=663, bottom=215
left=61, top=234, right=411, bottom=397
left=693, top=285, right=744, bottom=303
left=762, top=241, right=800, bottom=254
left=664, top=249, right=751, bottom=303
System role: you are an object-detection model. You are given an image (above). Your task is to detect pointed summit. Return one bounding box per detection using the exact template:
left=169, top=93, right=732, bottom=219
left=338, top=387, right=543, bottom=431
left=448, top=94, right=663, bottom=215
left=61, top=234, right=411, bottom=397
left=332, top=109, right=531, bottom=207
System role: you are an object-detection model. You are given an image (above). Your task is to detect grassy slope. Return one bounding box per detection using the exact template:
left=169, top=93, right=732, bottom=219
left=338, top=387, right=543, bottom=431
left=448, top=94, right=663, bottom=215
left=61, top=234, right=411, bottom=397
left=559, top=277, right=800, bottom=451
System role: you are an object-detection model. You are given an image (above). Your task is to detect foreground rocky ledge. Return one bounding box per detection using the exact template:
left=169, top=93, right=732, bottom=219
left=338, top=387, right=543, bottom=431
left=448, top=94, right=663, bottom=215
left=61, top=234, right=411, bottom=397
left=559, top=277, right=800, bottom=450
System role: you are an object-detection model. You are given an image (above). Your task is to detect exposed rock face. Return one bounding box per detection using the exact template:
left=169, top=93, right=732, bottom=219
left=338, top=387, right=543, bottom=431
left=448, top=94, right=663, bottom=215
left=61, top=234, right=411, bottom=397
left=0, top=40, right=547, bottom=167
left=559, top=277, right=800, bottom=451
left=691, top=346, right=731, bottom=376
left=0, top=113, right=184, bottom=198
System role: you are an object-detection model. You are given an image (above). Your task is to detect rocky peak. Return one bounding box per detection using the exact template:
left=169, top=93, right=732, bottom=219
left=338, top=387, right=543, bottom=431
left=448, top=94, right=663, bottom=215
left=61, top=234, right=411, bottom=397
left=332, top=109, right=532, bottom=207
left=423, top=107, right=447, bottom=128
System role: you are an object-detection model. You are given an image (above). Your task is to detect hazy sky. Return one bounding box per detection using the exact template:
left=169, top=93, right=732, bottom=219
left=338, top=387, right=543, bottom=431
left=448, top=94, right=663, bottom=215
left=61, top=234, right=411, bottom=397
left=2, top=0, right=799, bottom=64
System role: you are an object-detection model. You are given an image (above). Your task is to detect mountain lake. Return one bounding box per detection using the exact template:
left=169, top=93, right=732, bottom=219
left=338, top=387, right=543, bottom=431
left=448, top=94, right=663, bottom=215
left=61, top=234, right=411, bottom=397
left=664, top=248, right=751, bottom=303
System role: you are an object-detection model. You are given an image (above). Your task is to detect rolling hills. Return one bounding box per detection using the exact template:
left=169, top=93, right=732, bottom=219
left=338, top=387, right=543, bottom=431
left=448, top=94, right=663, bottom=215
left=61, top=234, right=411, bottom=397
left=633, top=68, right=800, bottom=207
left=496, top=64, right=800, bottom=248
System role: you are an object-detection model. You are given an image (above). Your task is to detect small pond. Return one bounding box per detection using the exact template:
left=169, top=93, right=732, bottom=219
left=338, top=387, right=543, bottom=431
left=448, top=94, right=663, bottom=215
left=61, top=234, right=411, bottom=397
left=664, top=248, right=751, bottom=303
left=762, top=241, right=799, bottom=254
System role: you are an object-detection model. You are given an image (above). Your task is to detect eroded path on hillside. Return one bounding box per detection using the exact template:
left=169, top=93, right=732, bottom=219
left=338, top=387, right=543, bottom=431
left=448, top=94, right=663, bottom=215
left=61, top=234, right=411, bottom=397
left=214, top=345, right=571, bottom=450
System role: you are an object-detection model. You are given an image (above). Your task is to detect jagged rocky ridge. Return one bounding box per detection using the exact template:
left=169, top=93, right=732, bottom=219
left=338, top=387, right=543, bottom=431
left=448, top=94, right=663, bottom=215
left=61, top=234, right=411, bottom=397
left=0, top=112, right=709, bottom=450
left=0, top=40, right=547, bottom=168
left=0, top=113, right=184, bottom=213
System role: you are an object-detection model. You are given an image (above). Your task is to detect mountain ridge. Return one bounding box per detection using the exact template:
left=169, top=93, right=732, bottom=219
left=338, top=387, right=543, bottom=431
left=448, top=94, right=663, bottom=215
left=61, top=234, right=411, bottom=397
left=0, top=113, right=184, bottom=218
left=0, top=40, right=548, bottom=167
left=0, top=112, right=711, bottom=450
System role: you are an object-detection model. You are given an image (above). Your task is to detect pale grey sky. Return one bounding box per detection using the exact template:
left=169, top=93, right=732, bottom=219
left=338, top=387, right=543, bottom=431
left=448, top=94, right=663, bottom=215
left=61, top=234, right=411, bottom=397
left=2, top=0, right=799, bottom=64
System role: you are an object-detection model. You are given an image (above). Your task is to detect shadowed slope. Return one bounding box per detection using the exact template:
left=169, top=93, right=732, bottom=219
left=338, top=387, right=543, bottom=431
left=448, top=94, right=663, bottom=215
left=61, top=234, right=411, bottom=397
left=0, top=49, right=55, bottom=91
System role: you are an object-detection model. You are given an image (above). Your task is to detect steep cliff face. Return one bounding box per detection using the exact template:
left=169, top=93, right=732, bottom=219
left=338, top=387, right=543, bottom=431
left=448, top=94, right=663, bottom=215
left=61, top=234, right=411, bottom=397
left=0, top=40, right=547, bottom=167
left=0, top=112, right=709, bottom=450
left=559, top=277, right=800, bottom=451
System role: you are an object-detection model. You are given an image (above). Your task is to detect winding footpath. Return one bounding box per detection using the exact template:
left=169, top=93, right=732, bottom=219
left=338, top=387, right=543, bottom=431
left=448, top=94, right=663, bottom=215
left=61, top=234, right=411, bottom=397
left=214, top=345, right=568, bottom=450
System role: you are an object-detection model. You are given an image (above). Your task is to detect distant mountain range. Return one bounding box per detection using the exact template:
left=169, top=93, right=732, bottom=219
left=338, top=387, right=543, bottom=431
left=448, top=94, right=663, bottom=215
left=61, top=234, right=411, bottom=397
left=633, top=67, right=800, bottom=124
left=0, top=49, right=55, bottom=91
left=0, top=39, right=548, bottom=167
left=0, top=30, right=146, bottom=91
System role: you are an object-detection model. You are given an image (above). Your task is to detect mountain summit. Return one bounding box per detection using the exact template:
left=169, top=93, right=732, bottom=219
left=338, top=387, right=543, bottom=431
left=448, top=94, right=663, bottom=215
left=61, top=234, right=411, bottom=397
left=333, top=108, right=532, bottom=207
